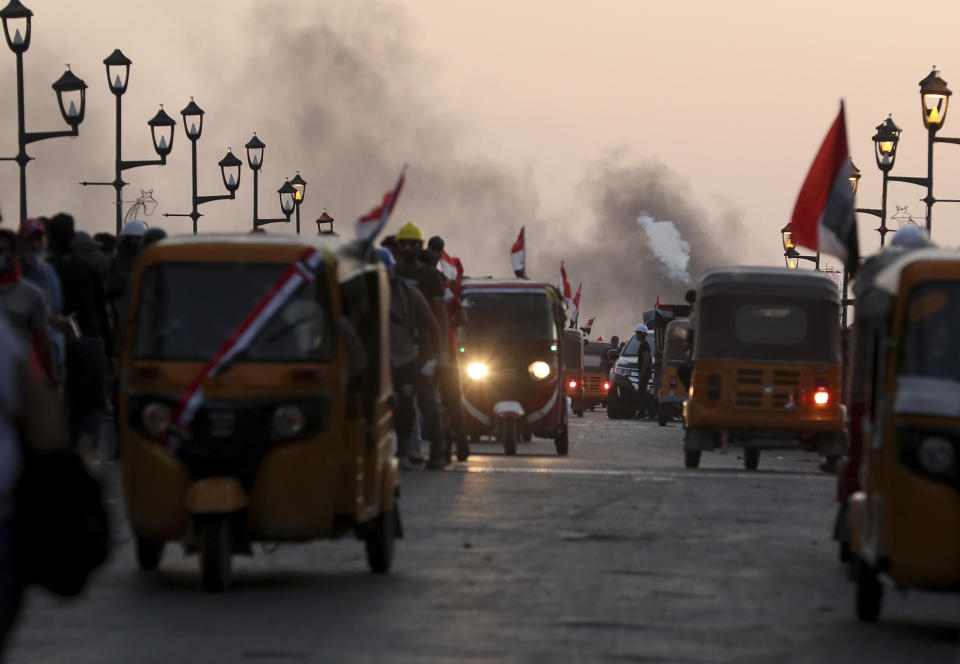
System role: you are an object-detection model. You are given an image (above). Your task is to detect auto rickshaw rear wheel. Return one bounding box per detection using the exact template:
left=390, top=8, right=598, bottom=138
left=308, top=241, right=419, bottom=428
left=200, top=517, right=232, bottom=593
left=855, top=562, right=883, bottom=622
left=555, top=423, right=569, bottom=456
left=744, top=449, right=760, bottom=471
left=684, top=449, right=701, bottom=469
left=455, top=435, right=470, bottom=462
left=135, top=537, right=164, bottom=571
left=364, top=506, right=397, bottom=574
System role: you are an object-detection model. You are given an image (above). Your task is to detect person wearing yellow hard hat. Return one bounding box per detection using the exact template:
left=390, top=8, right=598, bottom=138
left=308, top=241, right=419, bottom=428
left=393, top=221, right=450, bottom=469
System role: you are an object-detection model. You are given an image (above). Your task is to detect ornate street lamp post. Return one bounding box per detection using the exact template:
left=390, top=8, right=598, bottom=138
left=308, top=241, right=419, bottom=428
left=162, top=98, right=241, bottom=234
left=0, top=0, right=87, bottom=222
left=780, top=222, right=819, bottom=270
left=80, top=49, right=176, bottom=235
left=290, top=171, right=306, bottom=235
left=315, top=209, right=336, bottom=235
left=243, top=133, right=294, bottom=229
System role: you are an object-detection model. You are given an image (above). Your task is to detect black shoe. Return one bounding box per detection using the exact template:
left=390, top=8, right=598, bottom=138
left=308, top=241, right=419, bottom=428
left=425, top=456, right=448, bottom=470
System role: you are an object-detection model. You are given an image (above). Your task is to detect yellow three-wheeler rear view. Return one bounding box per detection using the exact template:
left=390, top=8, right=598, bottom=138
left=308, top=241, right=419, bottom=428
left=117, top=234, right=400, bottom=591
left=845, top=247, right=960, bottom=621
left=683, top=267, right=846, bottom=470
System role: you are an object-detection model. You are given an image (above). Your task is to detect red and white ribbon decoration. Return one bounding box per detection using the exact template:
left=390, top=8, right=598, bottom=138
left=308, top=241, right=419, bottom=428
left=166, top=247, right=324, bottom=446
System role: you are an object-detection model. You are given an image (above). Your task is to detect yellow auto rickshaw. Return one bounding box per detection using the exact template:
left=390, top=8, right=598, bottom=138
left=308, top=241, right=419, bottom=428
left=563, top=329, right=586, bottom=417
left=683, top=267, right=846, bottom=470
left=117, top=233, right=400, bottom=591
left=657, top=317, right=690, bottom=426
left=582, top=341, right=611, bottom=411
left=844, top=248, right=960, bottom=621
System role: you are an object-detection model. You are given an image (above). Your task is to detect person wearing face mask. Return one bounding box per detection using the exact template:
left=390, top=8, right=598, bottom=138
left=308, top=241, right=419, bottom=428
left=18, top=219, right=66, bottom=387
left=0, top=229, right=55, bottom=384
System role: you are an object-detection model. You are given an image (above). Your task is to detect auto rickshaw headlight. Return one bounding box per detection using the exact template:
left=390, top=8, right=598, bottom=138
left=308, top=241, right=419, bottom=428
left=529, top=361, right=551, bottom=380
left=271, top=404, right=306, bottom=439
left=142, top=402, right=171, bottom=438
left=466, top=362, right=488, bottom=380
left=919, top=436, right=955, bottom=475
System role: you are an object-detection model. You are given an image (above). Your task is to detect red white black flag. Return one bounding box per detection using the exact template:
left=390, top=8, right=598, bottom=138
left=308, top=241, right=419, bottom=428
left=355, top=164, right=407, bottom=242
left=511, top=227, right=526, bottom=278
left=789, top=103, right=859, bottom=273
left=559, top=261, right=572, bottom=300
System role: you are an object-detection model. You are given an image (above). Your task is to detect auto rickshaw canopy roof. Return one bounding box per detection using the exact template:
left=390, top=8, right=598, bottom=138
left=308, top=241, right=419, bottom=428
left=698, top=266, right=841, bottom=304
left=869, top=247, right=960, bottom=296
left=136, top=232, right=374, bottom=285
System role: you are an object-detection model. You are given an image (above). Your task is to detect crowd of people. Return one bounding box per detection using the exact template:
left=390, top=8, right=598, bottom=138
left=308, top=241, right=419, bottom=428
left=378, top=221, right=466, bottom=470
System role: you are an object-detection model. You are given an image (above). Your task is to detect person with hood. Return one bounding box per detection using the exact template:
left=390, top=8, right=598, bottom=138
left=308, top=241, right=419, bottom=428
left=18, top=219, right=66, bottom=385
left=46, top=214, right=112, bottom=455
left=106, top=219, right=147, bottom=330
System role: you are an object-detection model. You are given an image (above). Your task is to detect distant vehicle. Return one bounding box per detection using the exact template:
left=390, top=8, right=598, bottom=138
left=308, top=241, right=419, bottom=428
left=657, top=317, right=690, bottom=426
left=563, top=329, right=585, bottom=417
left=682, top=267, right=846, bottom=470
left=581, top=341, right=611, bottom=412
left=458, top=279, right=569, bottom=455
left=607, top=331, right=655, bottom=419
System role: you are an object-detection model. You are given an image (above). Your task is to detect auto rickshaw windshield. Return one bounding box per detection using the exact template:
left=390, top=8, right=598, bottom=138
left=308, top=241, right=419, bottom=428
left=900, top=282, right=960, bottom=382
left=695, top=295, right=840, bottom=363
left=132, top=261, right=335, bottom=361
left=460, top=292, right=558, bottom=341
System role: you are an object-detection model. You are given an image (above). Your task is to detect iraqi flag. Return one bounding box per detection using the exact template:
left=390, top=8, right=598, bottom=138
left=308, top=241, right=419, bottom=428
left=789, top=103, right=859, bottom=273
left=654, top=296, right=675, bottom=318
left=440, top=252, right=464, bottom=302
left=511, top=227, right=526, bottom=278
left=568, top=282, right=582, bottom=326
left=559, top=261, right=572, bottom=300
left=580, top=315, right=595, bottom=336
left=355, top=164, right=407, bottom=243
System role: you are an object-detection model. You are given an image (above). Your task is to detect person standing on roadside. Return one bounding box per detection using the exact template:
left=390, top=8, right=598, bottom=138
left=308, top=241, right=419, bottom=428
left=0, top=312, right=67, bottom=656
left=45, top=214, right=112, bottom=456
left=17, top=220, right=66, bottom=385
left=0, top=230, right=55, bottom=383
left=106, top=219, right=147, bottom=333
left=393, top=222, right=449, bottom=469
left=377, top=248, right=445, bottom=470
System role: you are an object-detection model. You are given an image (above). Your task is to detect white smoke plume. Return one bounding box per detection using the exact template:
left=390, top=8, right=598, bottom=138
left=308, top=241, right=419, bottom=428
left=637, top=212, right=691, bottom=283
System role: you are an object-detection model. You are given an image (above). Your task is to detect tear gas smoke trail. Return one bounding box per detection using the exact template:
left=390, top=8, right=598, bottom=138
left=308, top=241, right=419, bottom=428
left=636, top=212, right=691, bottom=283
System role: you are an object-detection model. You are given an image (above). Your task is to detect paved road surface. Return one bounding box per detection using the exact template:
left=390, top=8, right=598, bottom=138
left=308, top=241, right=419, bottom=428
left=8, top=411, right=960, bottom=663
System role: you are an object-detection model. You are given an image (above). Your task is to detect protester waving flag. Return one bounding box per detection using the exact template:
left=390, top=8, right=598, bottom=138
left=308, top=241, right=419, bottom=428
left=569, top=282, right=582, bottom=328
left=355, top=164, right=408, bottom=244
left=511, top=227, right=526, bottom=278
left=789, top=102, right=859, bottom=273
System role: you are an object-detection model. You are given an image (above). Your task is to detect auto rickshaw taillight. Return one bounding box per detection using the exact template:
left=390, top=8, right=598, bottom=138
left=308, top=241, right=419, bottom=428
left=707, top=374, right=722, bottom=400
left=603, top=381, right=610, bottom=391
left=568, top=379, right=578, bottom=390
left=813, top=378, right=830, bottom=406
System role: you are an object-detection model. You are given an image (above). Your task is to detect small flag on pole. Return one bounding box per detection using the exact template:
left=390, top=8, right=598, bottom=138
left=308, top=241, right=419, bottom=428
left=511, top=227, right=526, bottom=278
left=569, top=282, right=582, bottom=327
left=559, top=261, right=572, bottom=300
left=789, top=102, right=859, bottom=273
left=355, top=164, right=407, bottom=243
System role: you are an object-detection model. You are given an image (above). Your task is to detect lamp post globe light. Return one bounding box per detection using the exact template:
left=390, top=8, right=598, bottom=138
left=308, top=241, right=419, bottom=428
left=290, top=171, right=307, bottom=235
left=80, top=49, right=176, bottom=235
left=0, top=0, right=87, bottom=223
left=243, top=133, right=294, bottom=229
left=780, top=222, right=819, bottom=270
left=162, top=98, right=241, bottom=235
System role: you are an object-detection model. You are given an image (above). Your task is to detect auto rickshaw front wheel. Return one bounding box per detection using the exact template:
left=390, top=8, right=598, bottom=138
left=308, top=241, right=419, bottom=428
left=364, top=507, right=398, bottom=574
left=555, top=424, right=569, bottom=456
left=502, top=419, right=519, bottom=455
left=199, top=517, right=232, bottom=593
left=684, top=449, right=701, bottom=469
left=135, top=537, right=164, bottom=571
left=855, top=562, right=883, bottom=622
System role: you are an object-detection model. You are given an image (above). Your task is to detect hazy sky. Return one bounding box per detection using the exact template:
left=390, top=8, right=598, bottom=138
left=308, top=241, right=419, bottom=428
left=3, top=0, right=960, bottom=336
